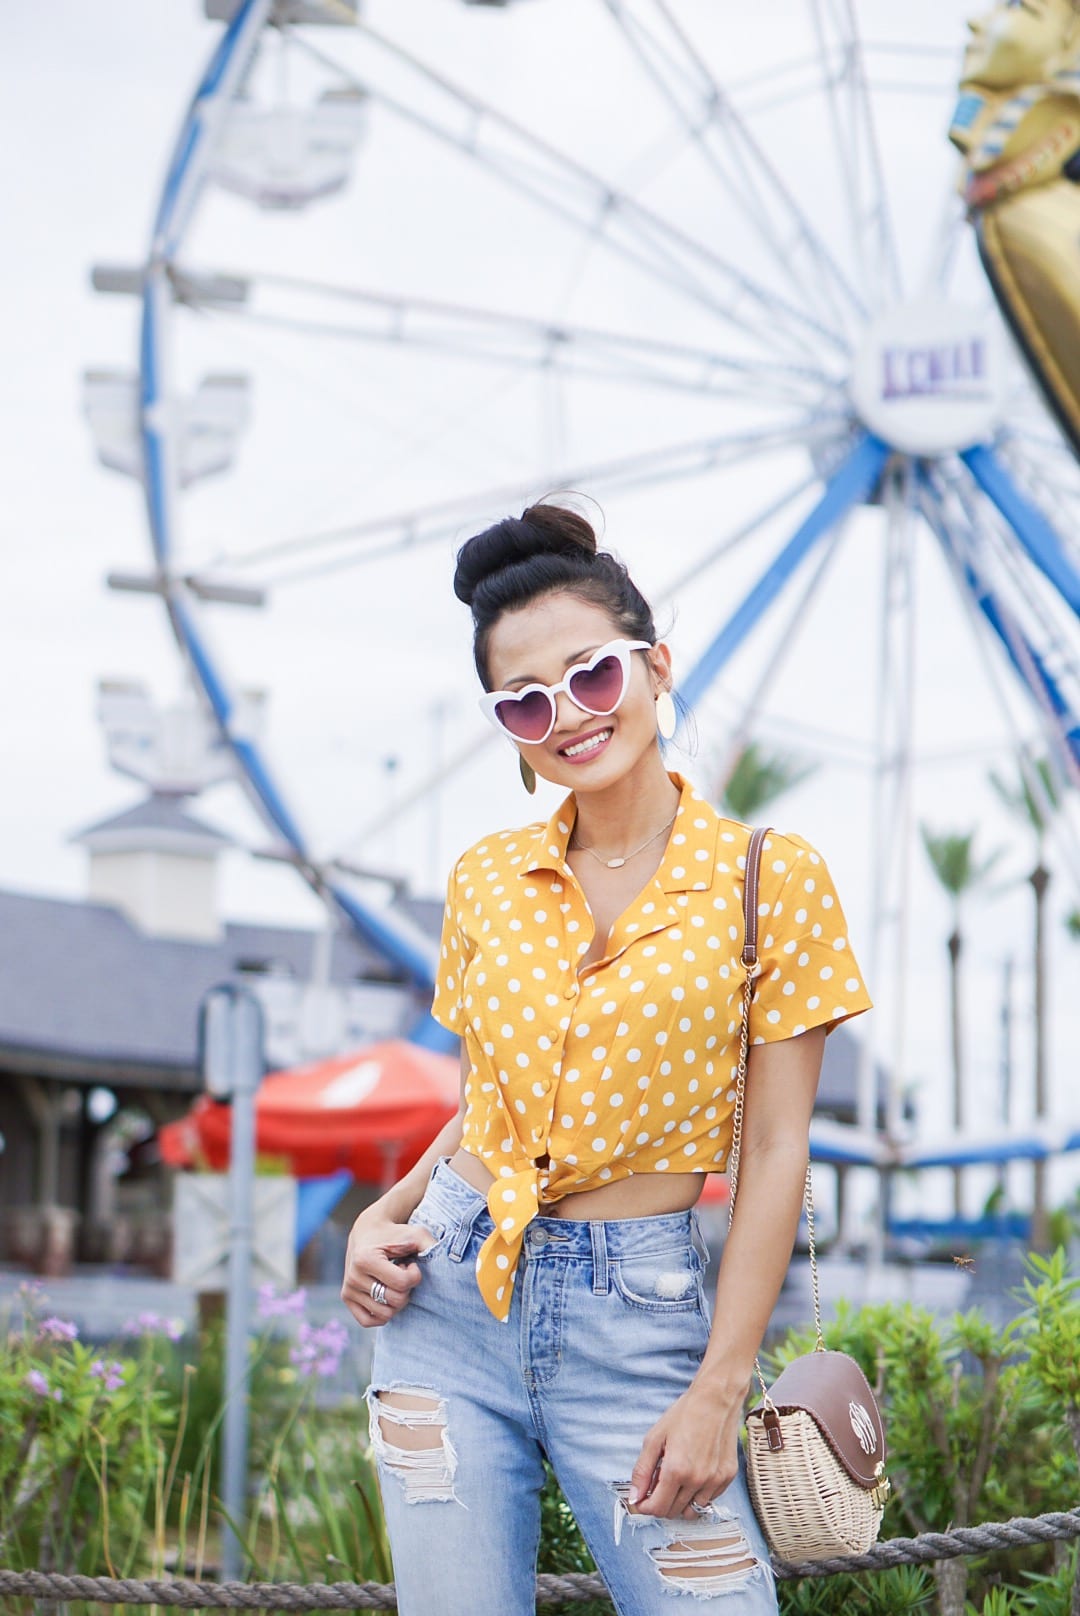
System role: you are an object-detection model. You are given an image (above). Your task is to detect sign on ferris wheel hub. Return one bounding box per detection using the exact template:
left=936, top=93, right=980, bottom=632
left=849, top=298, right=1007, bottom=459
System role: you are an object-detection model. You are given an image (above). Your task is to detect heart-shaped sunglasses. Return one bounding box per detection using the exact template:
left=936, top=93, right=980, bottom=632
left=479, top=638, right=652, bottom=744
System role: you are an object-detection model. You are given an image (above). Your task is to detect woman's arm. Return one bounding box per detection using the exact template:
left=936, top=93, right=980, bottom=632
left=340, top=1047, right=467, bottom=1329
left=629, top=1025, right=826, bottom=1520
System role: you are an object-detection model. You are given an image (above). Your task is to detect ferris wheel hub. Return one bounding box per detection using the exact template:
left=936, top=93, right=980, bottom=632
left=849, top=297, right=1006, bottom=459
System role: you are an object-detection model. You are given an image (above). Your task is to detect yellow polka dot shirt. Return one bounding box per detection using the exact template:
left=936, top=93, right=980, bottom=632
left=432, top=772, right=872, bottom=1320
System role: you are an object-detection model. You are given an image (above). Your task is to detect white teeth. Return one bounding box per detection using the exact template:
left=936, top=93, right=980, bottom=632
left=563, top=728, right=612, bottom=758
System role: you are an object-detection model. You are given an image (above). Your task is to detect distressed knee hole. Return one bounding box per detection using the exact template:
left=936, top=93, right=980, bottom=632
left=365, top=1385, right=464, bottom=1506
left=610, top=1489, right=764, bottom=1599
left=651, top=1528, right=758, bottom=1592
left=375, top=1389, right=447, bottom=1452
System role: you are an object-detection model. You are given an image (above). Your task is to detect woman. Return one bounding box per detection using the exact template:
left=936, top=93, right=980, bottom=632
left=341, top=502, right=872, bottom=1615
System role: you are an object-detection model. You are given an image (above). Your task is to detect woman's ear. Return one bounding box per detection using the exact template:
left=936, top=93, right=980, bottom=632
left=647, top=640, right=674, bottom=691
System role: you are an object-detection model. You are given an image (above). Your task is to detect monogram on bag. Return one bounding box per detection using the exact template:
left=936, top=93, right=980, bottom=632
left=732, top=826, right=889, bottom=1561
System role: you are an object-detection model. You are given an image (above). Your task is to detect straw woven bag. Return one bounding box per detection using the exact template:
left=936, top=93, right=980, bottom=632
left=730, top=827, right=890, bottom=1562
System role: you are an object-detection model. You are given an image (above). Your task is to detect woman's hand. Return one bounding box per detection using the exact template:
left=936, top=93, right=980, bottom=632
left=340, top=1211, right=435, bottom=1329
left=628, top=1378, right=746, bottom=1521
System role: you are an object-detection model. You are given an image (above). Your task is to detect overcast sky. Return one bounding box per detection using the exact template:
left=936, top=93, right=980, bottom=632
left=4, top=0, right=1080, bottom=1204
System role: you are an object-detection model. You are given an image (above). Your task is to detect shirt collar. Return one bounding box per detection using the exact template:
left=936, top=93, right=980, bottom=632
left=520, top=772, right=720, bottom=891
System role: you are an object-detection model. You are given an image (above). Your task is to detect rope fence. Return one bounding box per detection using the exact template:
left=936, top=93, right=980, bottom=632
left=2, top=1506, right=1078, bottom=1609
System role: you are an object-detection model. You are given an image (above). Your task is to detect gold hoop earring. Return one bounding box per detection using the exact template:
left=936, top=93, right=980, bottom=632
left=518, top=753, right=537, bottom=794
left=655, top=689, right=677, bottom=742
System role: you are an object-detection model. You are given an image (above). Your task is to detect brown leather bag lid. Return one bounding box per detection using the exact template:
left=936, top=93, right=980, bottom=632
left=747, top=1350, right=886, bottom=1488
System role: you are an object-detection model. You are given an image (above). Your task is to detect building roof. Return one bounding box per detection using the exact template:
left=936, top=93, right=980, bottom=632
left=70, top=794, right=233, bottom=854
left=0, top=883, right=891, bottom=1117
left=0, top=886, right=427, bottom=1087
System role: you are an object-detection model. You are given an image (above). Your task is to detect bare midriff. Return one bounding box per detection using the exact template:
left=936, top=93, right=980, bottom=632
left=446, top=1147, right=706, bottom=1220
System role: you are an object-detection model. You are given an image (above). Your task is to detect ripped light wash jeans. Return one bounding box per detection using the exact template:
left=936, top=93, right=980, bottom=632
left=366, top=1158, right=777, bottom=1616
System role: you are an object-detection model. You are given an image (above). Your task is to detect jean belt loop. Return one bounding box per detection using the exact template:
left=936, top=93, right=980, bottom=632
left=590, top=1220, right=610, bottom=1296
left=690, top=1208, right=710, bottom=1267
left=448, top=1190, right=487, bottom=1263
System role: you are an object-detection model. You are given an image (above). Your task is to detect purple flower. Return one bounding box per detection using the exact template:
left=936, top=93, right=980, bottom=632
left=25, top=1369, right=62, bottom=1402
left=90, top=1358, right=126, bottom=1393
left=123, top=1312, right=183, bottom=1341
left=289, top=1318, right=348, bottom=1379
left=257, top=1285, right=308, bottom=1321
left=38, top=1316, right=78, bottom=1343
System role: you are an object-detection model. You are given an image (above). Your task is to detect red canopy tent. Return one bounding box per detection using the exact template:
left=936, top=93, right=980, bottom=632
left=159, top=1035, right=729, bottom=1203
left=159, top=1038, right=460, bottom=1187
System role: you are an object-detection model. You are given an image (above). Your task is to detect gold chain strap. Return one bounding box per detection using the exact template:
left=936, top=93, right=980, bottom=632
left=727, top=832, right=825, bottom=1407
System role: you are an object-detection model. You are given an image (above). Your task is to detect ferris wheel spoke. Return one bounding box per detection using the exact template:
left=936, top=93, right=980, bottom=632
left=192, top=413, right=847, bottom=588
left=921, top=470, right=1080, bottom=795
left=917, top=178, right=969, bottom=296
left=999, top=414, right=1080, bottom=506
left=996, top=437, right=1080, bottom=571
left=961, top=444, right=1080, bottom=617
left=600, top=0, right=864, bottom=336
left=185, top=273, right=830, bottom=407
left=657, top=471, right=822, bottom=601
left=807, top=0, right=903, bottom=309
left=945, top=463, right=1080, bottom=727
left=928, top=466, right=1080, bottom=773
left=289, top=26, right=842, bottom=369
left=331, top=728, right=498, bottom=862
left=676, top=431, right=891, bottom=715
left=708, top=517, right=848, bottom=799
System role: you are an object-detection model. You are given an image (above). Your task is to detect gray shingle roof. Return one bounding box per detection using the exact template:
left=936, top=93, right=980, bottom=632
left=0, top=885, right=888, bottom=1116
left=70, top=795, right=233, bottom=851
left=0, top=887, right=427, bottom=1085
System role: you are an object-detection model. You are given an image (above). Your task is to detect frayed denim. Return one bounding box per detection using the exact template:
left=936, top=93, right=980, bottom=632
left=366, top=1159, right=777, bottom=1616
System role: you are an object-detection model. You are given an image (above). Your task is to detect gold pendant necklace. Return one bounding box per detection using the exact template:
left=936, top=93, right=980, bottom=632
left=570, top=812, right=677, bottom=869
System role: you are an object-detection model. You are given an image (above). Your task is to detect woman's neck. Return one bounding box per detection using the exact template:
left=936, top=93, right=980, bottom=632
left=569, top=752, right=681, bottom=858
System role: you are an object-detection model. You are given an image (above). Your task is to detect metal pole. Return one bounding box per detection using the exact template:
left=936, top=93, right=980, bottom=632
left=201, top=986, right=264, bottom=1584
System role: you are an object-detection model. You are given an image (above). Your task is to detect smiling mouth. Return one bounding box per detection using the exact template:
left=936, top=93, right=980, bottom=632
left=559, top=727, right=613, bottom=759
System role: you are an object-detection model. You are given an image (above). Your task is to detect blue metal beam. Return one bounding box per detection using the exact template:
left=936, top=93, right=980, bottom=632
left=135, top=2, right=445, bottom=1023
left=961, top=443, right=1080, bottom=617
left=920, top=472, right=1080, bottom=769
left=676, top=433, right=891, bottom=716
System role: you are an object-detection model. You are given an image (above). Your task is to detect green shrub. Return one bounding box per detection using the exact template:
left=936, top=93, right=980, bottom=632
left=3, top=1250, right=1079, bottom=1616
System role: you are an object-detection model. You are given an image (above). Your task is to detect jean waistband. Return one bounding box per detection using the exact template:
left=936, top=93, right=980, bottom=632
left=422, top=1156, right=708, bottom=1262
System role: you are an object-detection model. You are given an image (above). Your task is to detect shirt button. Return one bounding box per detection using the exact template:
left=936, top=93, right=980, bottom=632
left=564, top=983, right=577, bottom=1000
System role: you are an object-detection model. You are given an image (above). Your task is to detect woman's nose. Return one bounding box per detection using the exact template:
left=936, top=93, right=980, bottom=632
left=551, top=688, right=584, bottom=731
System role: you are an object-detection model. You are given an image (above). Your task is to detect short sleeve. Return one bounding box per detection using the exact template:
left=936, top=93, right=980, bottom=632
left=749, top=832, right=873, bottom=1045
left=430, top=860, right=475, bottom=1034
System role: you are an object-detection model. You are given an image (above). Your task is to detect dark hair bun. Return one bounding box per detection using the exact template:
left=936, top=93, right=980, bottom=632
left=453, top=502, right=597, bottom=607
left=453, top=497, right=655, bottom=689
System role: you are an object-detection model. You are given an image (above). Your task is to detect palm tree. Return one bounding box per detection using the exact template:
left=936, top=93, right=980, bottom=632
left=920, top=827, right=1006, bottom=1220
left=715, top=740, right=817, bottom=823
left=989, top=757, right=1063, bottom=1249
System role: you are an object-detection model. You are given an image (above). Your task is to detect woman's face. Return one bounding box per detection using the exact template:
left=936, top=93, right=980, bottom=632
left=484, top=592, right=671, bottom=795
left=962, top=0, right=1078, bottom=90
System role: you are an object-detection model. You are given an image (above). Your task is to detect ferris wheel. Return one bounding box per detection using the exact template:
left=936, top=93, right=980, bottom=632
left=84, top=0, right=1080, bottom=1138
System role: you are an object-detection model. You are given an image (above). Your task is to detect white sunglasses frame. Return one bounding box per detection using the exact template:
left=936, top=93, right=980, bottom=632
left=478, top=638, right=653, bottom=744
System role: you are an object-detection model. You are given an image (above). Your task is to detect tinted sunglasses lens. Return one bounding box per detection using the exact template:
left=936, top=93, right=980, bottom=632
left=568, top=653, right=625, bottom=714
left=494, top=690, right=552, bottom=741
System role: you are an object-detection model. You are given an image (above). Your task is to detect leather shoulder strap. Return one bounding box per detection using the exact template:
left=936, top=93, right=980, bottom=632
left=741, top=825, right=772, bottom=969
left=734, top=821, right=827, bottom=1366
